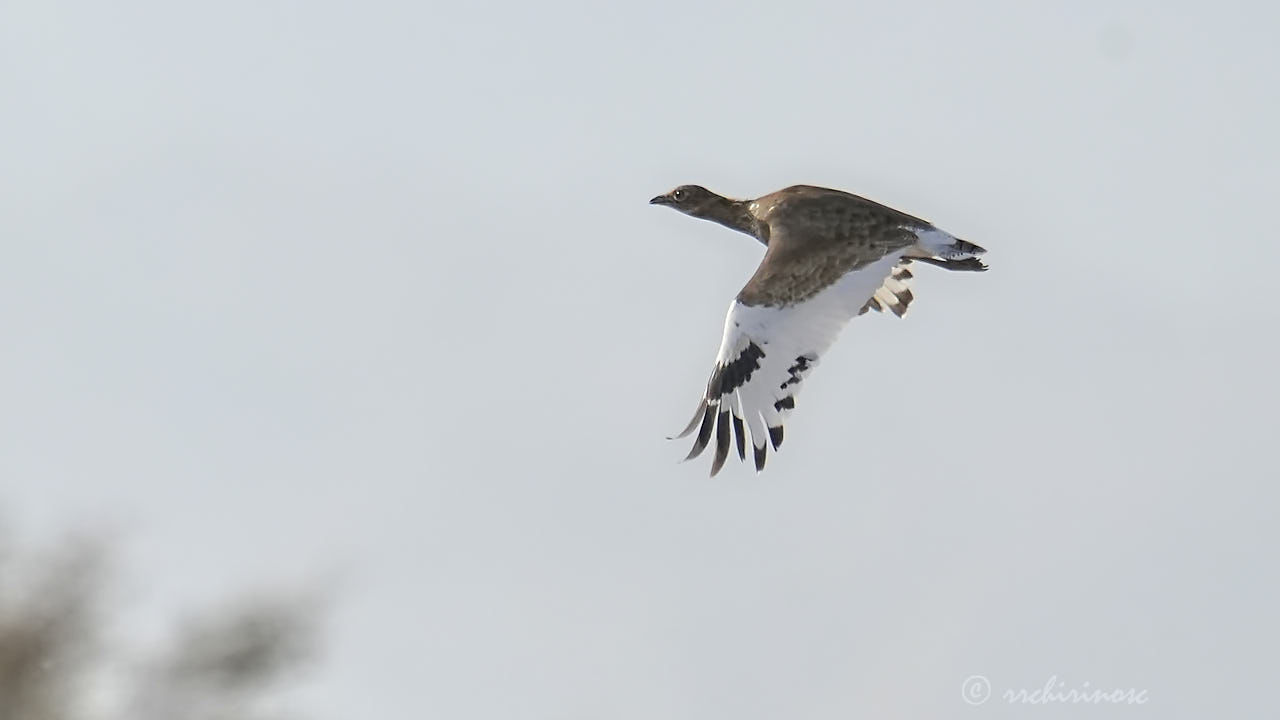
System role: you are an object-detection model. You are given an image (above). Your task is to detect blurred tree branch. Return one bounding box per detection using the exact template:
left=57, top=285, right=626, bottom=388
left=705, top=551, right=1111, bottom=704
left=0, top=529, right=321, bottom=720
left=0, top=536, right=102, bottom=720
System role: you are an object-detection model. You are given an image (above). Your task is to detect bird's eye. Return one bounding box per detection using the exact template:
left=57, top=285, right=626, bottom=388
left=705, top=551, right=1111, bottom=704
left=672, top=189, right=686, bottom=202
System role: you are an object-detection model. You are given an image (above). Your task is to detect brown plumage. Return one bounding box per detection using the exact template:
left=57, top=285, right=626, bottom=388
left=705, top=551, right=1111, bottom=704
left=651, top=184, right=985, bottom=307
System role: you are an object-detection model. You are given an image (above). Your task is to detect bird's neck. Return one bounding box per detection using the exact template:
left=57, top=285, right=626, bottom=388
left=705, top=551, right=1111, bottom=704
left=697, top=197, right=765, bottom=243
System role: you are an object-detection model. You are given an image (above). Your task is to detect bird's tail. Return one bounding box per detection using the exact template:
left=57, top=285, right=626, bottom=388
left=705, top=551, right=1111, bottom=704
left=907, top=228, right=988, bottom=271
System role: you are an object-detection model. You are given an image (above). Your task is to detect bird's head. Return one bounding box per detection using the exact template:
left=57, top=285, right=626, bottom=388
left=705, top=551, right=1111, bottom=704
left=649, top=185, right=721, bottom=217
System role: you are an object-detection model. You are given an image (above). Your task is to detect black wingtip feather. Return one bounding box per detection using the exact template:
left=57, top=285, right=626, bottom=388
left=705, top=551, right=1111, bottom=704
left=683, top=405, right=715, bottom=461
left=732, top=414, right=746, bottom=461
left=768, top=425, right=784, bottom=450
left=753, top=443, right=767, bottom=472
left=671, top=400, right=707, bottom=440
left=710, top=411, right=730, bottom=476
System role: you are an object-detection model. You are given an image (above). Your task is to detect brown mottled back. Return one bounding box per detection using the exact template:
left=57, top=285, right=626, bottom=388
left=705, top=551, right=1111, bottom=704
left=738, top=186, right=928, bottom=307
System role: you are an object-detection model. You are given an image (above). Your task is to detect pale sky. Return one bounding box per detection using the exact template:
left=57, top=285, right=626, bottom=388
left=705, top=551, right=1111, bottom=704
left=2, top=1, right=1277, bottom=718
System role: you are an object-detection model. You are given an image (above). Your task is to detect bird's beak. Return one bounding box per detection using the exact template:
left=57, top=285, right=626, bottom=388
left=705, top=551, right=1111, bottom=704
left=649, top=194, right=670, bottom=205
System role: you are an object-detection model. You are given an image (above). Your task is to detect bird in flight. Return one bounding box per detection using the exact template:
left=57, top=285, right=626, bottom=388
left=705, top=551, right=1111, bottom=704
left=650, top=184, right=986, bottom=476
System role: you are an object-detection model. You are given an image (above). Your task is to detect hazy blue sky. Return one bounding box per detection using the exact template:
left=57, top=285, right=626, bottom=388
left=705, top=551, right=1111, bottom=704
left=2, top=0, right=1277, bottom=717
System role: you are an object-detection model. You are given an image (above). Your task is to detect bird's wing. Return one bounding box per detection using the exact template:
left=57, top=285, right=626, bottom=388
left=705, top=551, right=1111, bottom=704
left=675, top=247, right=908, bottom=475
left=860, top=261, right=915, bottom=317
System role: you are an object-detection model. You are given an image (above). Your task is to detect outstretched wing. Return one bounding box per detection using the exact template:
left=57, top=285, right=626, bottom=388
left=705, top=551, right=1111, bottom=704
left=676, top=249, right=908, bottom=475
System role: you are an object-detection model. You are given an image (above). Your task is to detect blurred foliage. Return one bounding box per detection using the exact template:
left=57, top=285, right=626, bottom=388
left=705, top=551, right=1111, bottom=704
left=0, top=530, right=319, bottom=720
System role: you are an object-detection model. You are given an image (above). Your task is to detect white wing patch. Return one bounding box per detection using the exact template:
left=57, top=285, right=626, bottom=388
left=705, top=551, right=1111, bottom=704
left=676, top=250, right=907, bottom=475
